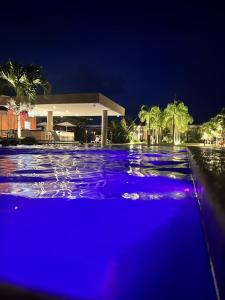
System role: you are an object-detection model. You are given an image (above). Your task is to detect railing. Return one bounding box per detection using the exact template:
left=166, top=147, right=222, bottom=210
left=22, top=130, right=74, bottom=142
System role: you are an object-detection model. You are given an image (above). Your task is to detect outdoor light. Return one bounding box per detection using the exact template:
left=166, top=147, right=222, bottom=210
left=85, top=129, right=88, bottom=143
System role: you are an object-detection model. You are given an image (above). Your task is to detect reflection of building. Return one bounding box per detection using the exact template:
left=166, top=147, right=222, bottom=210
left=0, top=93, right=125, bottom=145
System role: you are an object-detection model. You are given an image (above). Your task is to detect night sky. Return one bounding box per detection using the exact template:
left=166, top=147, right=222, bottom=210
left=1, top=1, right=225, bottom=123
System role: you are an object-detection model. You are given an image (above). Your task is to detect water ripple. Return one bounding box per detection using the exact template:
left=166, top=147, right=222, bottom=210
left=0, top=145, right=194, bottom=200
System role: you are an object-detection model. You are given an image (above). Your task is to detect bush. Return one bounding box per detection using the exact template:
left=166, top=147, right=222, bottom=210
left=1, top=138, right=19, bottom=146
left=111, top=118, right=131, bottom=143
left=21, top=136, right=38, bottom=145
left=1, top=138, right=9, bottom=146
left=10, top=139, right=19, bottom=146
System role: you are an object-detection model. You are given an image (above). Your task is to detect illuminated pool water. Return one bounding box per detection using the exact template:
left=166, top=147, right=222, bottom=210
left=0, top=146, right=217, bottom=299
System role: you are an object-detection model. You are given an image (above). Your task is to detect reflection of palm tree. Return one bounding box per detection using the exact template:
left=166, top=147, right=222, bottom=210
left=162, top=100, right=193, bottom=144
left=0, top=60, right=50, bottom=138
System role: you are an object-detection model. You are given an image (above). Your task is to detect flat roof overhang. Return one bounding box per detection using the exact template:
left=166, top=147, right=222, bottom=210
left=0, top=93, right=125, bottom=117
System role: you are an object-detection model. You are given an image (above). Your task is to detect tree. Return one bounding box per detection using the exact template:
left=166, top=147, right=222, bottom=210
left=200, top=108, right=225, bottom=144
left=111, top=117, right=131, bottom=143
left=215, top=108, right=225, bottom=140
left=138, top=105, right=152, bottom=146
left=199, top=121, right=213, bottom=142
left=149, top=105, right=162, bottom=144
left=138, top=105, right=162, bottom=145
left=162, top=100, right=193, bottom=144
left=0, top=60, right=50, bottom=138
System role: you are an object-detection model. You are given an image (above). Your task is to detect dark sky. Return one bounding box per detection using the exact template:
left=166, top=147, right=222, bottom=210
left=1, top=1, right=225, bottom=123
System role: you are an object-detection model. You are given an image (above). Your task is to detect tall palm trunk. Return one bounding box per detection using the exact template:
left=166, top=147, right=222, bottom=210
left=147, top=133, right=150, bottom=146
left=172, top=115, right=175, bottom=144
left=147, top=119, right=150, bottom=146
left=17, top=103, right=22, bottom=139
left=159, top=127, right=162, bottom=144
left=177, top=132, right=180, bottom=144
left=17, top=114, right=21, bottom=139
left=155, top=128, right=159, bottom=144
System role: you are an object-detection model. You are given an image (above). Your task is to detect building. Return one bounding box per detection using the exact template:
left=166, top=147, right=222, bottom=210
left=0, top=93, right=125, bottom=145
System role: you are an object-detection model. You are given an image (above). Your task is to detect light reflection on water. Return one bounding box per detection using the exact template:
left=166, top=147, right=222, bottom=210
left=0, top=145, right=194, bottom=200
left=190, top=147, right=225, bottom=175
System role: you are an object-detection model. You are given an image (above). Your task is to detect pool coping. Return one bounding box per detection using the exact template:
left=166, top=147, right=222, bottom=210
left=187, top=147, right=222, bottom=300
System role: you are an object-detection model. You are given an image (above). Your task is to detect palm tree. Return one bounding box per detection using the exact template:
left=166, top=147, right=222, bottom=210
left=149, top=105, right=162, bottom=144
left=215, top=108, right=225, bottom=141
left=200, top=108, right=225, bottom=144
left=0, top=60, right=50, bottom=138
left=162, top=100, right=193, bottom=144
left=138, top=105, right=152, bottom=146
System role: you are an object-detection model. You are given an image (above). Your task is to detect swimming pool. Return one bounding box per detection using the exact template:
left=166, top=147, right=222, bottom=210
left=0, top=145, right=217, bottom=299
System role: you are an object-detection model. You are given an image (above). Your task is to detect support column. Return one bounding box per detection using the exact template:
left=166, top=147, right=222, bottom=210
left=47, top=111, right=53, bottom=131
left=101, top=110, right=108, bottom=146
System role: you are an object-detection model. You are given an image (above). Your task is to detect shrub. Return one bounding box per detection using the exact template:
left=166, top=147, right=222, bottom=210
left=21, top=136, right=38, bottom=145
left=1, top=138, right=9, bottom=146
left=111, top=118, right=131, bottom=143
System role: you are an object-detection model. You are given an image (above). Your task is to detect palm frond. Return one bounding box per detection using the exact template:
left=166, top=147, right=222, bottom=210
left=0, top=60, right=50, bottom=110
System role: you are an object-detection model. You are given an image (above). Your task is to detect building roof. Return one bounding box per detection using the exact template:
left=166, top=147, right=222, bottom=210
left=0, top=93, right=125, bottom=117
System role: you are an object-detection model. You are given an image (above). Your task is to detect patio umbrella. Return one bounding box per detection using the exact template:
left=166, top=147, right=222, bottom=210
left=37, top=122, right=47, bottom=127
left=56, top=121, right=76, bottom=132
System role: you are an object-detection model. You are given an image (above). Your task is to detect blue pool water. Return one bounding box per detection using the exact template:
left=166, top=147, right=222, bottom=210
left=0, top=145, right=217, bottom=299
